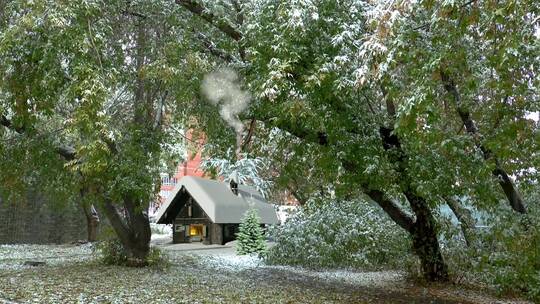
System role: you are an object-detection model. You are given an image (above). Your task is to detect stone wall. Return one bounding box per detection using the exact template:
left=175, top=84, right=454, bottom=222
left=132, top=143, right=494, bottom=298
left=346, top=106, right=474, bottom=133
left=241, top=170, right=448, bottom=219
left=0, top=193, right=87, bottom=244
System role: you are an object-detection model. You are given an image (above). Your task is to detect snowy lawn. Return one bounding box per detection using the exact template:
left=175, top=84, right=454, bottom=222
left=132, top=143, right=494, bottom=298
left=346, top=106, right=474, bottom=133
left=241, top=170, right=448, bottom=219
left=0, top=244, right=530, bottom=304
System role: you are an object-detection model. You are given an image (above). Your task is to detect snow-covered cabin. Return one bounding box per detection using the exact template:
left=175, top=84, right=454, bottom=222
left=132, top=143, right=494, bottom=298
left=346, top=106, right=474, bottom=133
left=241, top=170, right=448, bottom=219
left=154, top=176, right=279, bottom=245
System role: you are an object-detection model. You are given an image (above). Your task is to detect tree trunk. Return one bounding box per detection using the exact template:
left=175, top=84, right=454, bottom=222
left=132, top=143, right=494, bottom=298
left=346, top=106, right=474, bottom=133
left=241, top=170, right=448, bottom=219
left=123, top=236, right=151, bottom=263
left=82, top=203, right=99, bottom=242
left=80, top=186, right=99, bottom=242
left=378, top=126, right=449, bottom=281
left=440, top=71, right=526, bottom=214
left=100, top=198, right=151, bottom=266
left=123, top=196, right=152, bottom=262
left=445, top=196, right=476, bottom=247
left=99, top=19, right=153, bottom=265
left=366, top=187, right=449, bottom=281
left=406, top=192, right=449, bottom=281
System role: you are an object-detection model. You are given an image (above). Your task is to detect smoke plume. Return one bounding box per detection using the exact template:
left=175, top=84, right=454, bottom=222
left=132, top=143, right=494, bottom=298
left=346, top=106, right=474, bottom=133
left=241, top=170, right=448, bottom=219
left=201, top=68, right=250, bottom=158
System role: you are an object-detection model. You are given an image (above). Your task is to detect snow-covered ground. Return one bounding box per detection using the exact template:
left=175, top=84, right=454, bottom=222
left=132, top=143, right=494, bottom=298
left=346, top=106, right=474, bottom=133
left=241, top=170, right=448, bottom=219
left=163, top=240, right=402, bottom=288
left=0, top=244, right=94, bottom=271
left=0, top=242, right=531, bottom=304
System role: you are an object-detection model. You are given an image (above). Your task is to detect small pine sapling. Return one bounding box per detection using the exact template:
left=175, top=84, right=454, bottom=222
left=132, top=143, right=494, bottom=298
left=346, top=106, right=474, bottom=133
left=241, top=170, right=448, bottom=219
left=236, top=208, right=267, bottom=255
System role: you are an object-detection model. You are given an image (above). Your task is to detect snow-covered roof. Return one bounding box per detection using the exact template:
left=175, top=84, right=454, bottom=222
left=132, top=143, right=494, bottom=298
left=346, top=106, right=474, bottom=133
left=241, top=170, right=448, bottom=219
left=155, top=176, right=279, bottom=225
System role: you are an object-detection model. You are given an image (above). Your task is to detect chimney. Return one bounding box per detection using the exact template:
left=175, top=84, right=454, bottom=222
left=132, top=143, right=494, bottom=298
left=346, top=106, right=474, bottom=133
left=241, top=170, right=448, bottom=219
left=230, top=171, right=239, bottom=195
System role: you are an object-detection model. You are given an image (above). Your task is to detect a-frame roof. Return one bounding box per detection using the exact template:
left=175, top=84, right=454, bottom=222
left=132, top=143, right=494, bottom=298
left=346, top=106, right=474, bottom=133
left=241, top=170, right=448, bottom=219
left=155, top=176, right=279, bottom=224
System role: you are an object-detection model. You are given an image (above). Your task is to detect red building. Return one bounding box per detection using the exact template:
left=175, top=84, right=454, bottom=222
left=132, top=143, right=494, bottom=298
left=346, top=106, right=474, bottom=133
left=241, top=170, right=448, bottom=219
left=150, top=130, right=206, bottom=217
left=159, top=150, right=205, bottom=200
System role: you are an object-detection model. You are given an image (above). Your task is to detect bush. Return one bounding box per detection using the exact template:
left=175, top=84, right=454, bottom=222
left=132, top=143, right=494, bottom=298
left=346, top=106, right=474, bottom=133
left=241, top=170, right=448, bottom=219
left=145, top=246, right=169, bottom=267
left=94, top=227, right=168, bottom=267
left=236, top=208, right=267, bottom=255
left=441, top=205, right=540, bottom=302
left=95, top=238, right=130, bottom=265
left=265, top=199, right=411, bottom=270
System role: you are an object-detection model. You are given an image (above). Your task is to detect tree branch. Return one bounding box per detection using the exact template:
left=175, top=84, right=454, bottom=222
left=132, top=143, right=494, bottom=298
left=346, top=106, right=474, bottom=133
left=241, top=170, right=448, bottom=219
left=364, top=188, right=415, bottom=232
left=100, top=198, right=132, bottom=242
left=440, top=70, right=527, bottom=213
left=254, top=113, right=331, bottom=147
left=195, top=32, right=236, bottom=62
left=241, top=118, right=256, bottom=151
left=445, top=196, right=476, bottom=246
left=255, top=116, right=415, bottom=232
left=1, top=115, right=76, bottom=161
left=230, top=0, right=246, bottom=61
left=175, top=0, right=242, bottom=41
left=100, top=134, right=118, bottom=155
left=56, top=146, right=76, bottom=161
left=380, top=86, right=396, bottom=119
left=122, top=10, right=147, bottom=19
left=153, top=90, right=169, bottom=130
left=0, top=115, right=24, bottom=133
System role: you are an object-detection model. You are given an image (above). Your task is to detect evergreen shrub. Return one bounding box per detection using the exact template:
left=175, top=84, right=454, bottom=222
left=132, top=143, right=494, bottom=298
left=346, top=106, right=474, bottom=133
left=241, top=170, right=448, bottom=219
left=236, top=208, right=268, bottom=255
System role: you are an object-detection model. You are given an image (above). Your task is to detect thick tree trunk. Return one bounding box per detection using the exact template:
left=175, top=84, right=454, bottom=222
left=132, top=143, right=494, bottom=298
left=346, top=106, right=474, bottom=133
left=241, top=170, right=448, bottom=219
left=366, top=187, right=449, bottom=281
left=123, top=236, right=151, bottom=262
left=123, top=197, right=152, bottom=262
left=82, top=203, right=99, bottom=242
left=101, top=198, right=151, bottom=265
left=406, top=192, right=449, bottom=281
left=80, top=186, right=99, bottom=242
left=445, top=196, right=476, bottom=247
left=378, top=126, right=449, bottom=281
left=440, top=71, right=526, bottom=214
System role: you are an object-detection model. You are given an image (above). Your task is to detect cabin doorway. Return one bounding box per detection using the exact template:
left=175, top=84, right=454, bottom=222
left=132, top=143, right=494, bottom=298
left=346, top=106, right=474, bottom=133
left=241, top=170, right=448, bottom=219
left=189, top=224, right=205, bottom=242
